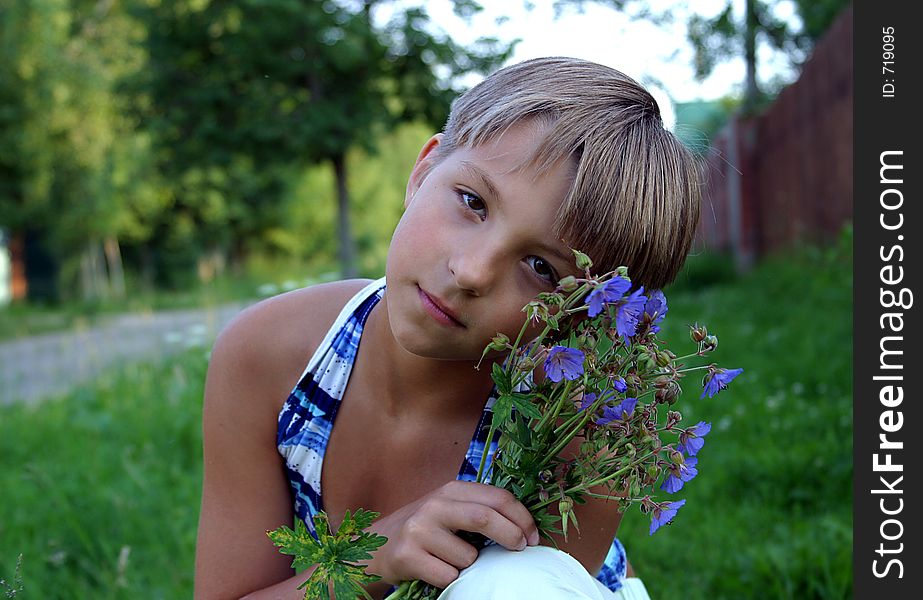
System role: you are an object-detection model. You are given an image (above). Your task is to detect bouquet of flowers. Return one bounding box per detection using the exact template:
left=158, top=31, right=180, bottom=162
left=269, top=251, right=742, bottom=599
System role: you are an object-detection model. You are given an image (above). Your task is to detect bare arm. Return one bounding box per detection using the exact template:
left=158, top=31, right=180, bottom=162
left=539, top=434, right=625, bottom=576
left=195, top=281, right=380, bottom=599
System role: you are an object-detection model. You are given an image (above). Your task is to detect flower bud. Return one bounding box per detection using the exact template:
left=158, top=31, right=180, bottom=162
left=517, top=357, right=536, bottom=372
left=539, top=469, right=553, bottom=483
left=573, top=249, right=593, bottom=270
left=625, top=442, right=636, bottom=457
left=558, top=496, right=573, bottom=516
left=578, top=330, right=597, bottom=348
left=656, top=381, right=681, bottom=405
left=645, top=464, right=661, bottom=485
left=625, top=372, right=642, bottom=396
left=629, top=477, right=641, bottom=497
left=614, top=266, right=629, bottom=278
left=690, top=323, right=708, bottom=343
left=558, top=275, right=578, bottom=292
left=653, top=375, right=672, bottom=389
left=489, top=333, right=510, bottom=351
left=538, top=486, right=549, bottom=502
left=670, top=450, right=685, bottom=465
left=666, top=410, right=682, bottom=429
left=538, top=291, right=565, bottom=306
left=656, top=350, right=675, bottom=367
left=702, top=335, right=718, bottom=352
left=637, top=352, right=656, bottom=370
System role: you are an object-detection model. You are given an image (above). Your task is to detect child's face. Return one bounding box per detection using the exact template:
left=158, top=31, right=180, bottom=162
left=385, top=120, right=579, bottom=362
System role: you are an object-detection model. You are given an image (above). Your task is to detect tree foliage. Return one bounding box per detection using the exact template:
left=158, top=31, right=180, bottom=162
left=555, top=0, right=851, bottom=112
left=136, top=0, right=512, bottom=277
left=1, top=0, right=512, bottom=298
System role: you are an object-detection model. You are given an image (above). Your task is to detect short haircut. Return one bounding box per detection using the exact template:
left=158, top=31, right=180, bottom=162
left=436, top=57, right=701, bottom=290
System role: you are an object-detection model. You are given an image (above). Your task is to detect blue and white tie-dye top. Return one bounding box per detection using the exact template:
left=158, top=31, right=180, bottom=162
left=277, top=277, right=627, bottom=591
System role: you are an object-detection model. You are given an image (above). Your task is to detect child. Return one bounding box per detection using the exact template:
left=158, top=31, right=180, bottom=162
left=194, top=57, right=700, bottom=599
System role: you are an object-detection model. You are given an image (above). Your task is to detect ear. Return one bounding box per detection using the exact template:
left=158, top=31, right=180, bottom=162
left=404, top=133, right=444, bottom=209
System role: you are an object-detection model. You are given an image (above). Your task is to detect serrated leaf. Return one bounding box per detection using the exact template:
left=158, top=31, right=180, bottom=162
left=267, top=521, right=324, bottom=566
left=270, top=509, right=387, bottom=600
left=350, top=508, right=379, bottom=531
left=510, top=393, right=542, bottom=420
left=491, top=394, right=514, bottom=428
left=493, top=362, right=513, bottom=395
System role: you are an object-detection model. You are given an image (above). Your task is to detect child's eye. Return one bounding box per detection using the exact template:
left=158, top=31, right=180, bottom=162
left=457, top=190, right=487, bottom=220
left=526, top=256, right=559, bottom=285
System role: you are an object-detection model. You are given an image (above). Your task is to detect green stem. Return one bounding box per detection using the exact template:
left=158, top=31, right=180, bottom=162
left=676, top=365, right=711, bottom=374
left=529, top=450, right=658, bottom=512
left=383, top=580, right=411, bottom=599
left=533, top=379, right=573, bottom=433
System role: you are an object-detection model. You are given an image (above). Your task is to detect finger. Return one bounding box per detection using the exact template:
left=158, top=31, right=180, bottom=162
left=442, top=482, right=540, bottom=545
left=440, top=500, right=529, bottom=552
left=404, top=552, right=460, bottom=590
left=421, top=530, right=480, bottom=570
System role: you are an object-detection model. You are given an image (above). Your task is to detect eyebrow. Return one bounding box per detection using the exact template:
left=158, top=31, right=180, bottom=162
left=459, top=160, right=502, bottom=201
left=458, top=160, right=575, bottom=271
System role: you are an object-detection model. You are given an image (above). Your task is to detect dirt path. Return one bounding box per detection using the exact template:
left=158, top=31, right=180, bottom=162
left=0, top=302, right=253, bottom=405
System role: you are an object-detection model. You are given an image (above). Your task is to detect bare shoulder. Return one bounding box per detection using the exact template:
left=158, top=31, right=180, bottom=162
left=210, top=277, right=376, bottom=409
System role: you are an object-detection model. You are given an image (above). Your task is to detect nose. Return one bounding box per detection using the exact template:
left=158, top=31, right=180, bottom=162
left=449, top=243, right=501, bottom=297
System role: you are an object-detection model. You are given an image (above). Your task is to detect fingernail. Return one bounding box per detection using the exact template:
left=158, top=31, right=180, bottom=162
left=529, top=531, right=540, bottom=546
left=518, top=536, right=527, bottom=550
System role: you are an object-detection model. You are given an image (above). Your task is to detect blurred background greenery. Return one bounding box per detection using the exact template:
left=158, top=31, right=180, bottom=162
left=1, top=0, right=853, bottom=598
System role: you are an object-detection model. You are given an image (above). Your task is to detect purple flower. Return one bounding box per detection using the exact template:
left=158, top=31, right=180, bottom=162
left=544, top=346, right=585, bottom=383
left=595, top=397, right=638, bottom=425
left=660, top=456, right=699, bottom=493
left=678, top=421, right=712, bottom=456
left=612, top=376, right=627, bottom=393
left=578, top=392, right=597, bottom=412
left=701, top=367, right=744, bottom=399
left=649, top=499, right=686, bottom=535
left=615, top=287, right=648, bottom=340
left=586, top=276, right=631, bottom=317
left=643, top=290, right=668, bottom=333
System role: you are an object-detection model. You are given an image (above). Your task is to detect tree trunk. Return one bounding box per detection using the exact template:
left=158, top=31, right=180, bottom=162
left=139, top=242, right=155, bottom=293
left=104, top=236, right=126, bottom=300
left=743, top=0, right=761, bottom=113
left=80, top=241, right=109, bottom=302
left=332, top=152, right=359, bottom=278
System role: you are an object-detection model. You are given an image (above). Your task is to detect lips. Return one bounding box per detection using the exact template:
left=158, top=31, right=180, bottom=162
left=418, top=287, right=465, bottom=328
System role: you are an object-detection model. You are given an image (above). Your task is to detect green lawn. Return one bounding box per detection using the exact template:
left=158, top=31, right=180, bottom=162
left=619, top=232, right=853, bottom=599
left=0, top=235, right=853, bottom=599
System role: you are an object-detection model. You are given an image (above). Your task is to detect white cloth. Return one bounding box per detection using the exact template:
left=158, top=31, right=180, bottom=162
left=439, top=545, right=651, bottom=600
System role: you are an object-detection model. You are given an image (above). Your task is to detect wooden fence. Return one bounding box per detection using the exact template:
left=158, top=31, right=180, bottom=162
left=698, top=5, right=853, bottom=268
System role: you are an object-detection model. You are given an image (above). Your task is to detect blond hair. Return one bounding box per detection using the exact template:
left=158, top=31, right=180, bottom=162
left=437, top=57, right=701, bottom=290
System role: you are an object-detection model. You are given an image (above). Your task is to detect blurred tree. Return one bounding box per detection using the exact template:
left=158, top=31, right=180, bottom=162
left=137, top=0, right=512, bottom=278
left=0, top=0, right=158, bottom=300
left=555, top=0, right=851, bottom=113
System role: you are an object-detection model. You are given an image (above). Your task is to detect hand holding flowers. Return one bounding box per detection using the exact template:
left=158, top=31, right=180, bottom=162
left=269, top=250, right=742, bottom=599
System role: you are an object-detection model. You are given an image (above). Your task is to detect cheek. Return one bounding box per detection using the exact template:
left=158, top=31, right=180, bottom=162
left=488, top=296, right=543, bottom=340
left=388, top=212, right=433, bottom=275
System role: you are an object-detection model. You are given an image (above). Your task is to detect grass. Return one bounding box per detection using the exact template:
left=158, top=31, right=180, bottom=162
left=0, top=352, right=209, bottom=599
left=0, top=233, right=853, bottom=598
left=617, top=230, right=853, bottom=598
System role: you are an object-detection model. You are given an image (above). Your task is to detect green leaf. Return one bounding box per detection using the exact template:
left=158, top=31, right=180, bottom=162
left=491, top=394, right=514, bottom=429
left=492, top=362, right=513, bottom=395
left=268, top=509, right=387, bottom=600
left=510, top=393, right=542, bottom=420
